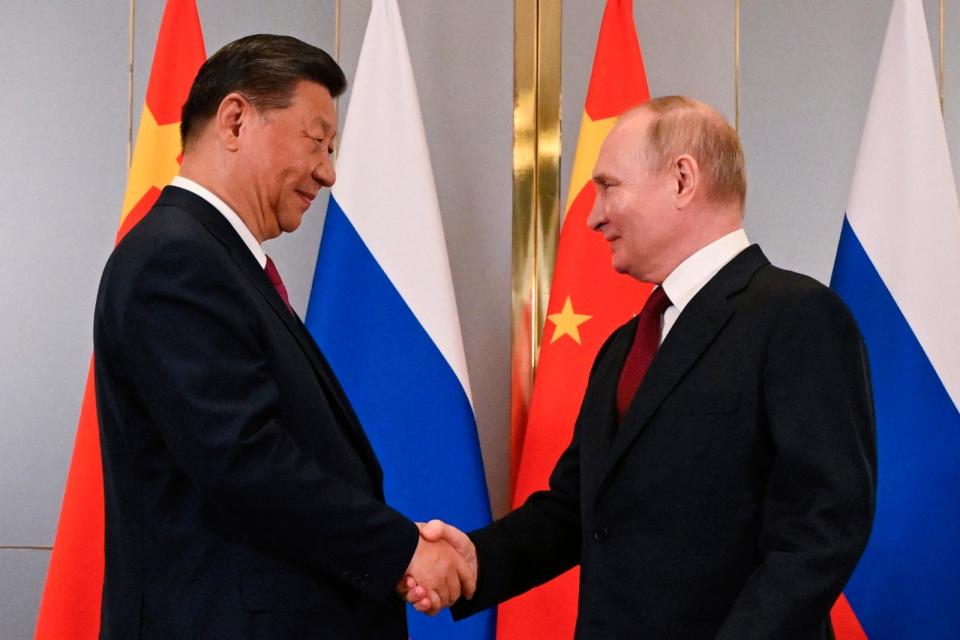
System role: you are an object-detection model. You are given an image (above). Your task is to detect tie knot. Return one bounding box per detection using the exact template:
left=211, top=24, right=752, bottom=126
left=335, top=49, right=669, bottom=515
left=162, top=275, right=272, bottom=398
left=643, top=286, right=672, bottom=316
left=264, top=256, right=293, bottom=312
left=264, top=256, right=283, bottom=286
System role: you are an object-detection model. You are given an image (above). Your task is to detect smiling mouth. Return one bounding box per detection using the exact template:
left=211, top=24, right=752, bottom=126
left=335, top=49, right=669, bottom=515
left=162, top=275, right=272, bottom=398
left=296, top=190, right=316, bottom=207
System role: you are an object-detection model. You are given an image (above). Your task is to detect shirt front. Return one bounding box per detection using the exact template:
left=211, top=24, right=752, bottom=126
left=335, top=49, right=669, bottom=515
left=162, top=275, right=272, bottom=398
left=171, top=175, right=267, bottom=269
left=659, top=228, right=750, bottom=342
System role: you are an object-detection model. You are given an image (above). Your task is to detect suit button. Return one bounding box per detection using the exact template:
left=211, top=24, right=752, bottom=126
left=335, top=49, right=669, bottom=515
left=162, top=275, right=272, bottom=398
left=593, top=527, right=609, bottom=543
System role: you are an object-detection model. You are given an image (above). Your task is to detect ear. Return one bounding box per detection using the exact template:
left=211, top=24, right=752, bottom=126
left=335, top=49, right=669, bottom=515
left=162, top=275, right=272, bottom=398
left=215, top=92, right=252, bottom=151
left=671, top=154, right=699, bottom=209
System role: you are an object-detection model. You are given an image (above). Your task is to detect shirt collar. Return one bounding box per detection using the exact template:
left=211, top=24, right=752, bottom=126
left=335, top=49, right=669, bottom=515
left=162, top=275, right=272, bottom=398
left=171, top=176, right=267, bottom=268
left=661, top=228, right=750, bottom=313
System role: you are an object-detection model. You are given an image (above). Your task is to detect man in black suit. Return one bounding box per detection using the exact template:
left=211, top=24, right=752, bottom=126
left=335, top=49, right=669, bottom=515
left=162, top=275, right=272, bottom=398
left=94, top=35, right=473, bottom=639
left=407, top=96, right=876, bottom=639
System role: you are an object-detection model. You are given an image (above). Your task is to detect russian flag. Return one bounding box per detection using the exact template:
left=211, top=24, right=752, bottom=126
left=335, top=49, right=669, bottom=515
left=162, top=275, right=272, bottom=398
left=830, top=0, right=960, bottom=637
left=304, top=1, right=494, bottom=638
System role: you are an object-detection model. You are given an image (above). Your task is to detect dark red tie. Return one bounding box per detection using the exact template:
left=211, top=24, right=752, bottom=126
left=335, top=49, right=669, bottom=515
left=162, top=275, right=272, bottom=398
left=264, top=256, right=293, bottom=313
left=616, top=286, right=672, bottom=420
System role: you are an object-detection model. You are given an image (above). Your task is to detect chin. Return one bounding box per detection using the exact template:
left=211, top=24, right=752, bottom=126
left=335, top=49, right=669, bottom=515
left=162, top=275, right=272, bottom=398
left=610, top=255, right=630, bottom=275
left=279, top=214, right=305, bottom=234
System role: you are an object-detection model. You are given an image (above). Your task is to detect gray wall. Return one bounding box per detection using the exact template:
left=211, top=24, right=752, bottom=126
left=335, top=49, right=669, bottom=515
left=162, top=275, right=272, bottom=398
left=2, top=0, right=957, bottom=637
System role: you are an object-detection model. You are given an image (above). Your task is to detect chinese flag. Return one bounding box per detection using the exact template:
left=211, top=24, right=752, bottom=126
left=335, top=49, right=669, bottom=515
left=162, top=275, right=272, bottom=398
left=496, top=1, right=651, bottom=638
left=34, top=2, right=205, bottom=637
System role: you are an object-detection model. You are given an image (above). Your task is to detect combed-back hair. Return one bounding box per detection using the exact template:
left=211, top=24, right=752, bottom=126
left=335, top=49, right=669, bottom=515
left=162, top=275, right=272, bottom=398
left=643, top=96, right=746, bottom=208
left=180, top=34, right=346, bottom=146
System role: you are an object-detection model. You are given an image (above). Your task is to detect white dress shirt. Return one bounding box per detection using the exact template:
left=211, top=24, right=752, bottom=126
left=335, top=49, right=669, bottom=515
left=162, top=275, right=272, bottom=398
left=171, top=175, right=267, bottom=268
left=658, top=228, right=751, bottom=342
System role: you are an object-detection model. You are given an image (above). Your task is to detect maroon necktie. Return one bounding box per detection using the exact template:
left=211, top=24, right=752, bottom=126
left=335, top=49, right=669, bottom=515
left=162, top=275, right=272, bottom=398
left=616, top=286, right=672, bottom=420
left=264, top=256, right=293, bottom=313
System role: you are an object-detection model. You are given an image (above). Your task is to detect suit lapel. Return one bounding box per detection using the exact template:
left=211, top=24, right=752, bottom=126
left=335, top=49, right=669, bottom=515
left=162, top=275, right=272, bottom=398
left=597, top=245, right=769, bottom=494
left=158, top=187, right=384, bottom=486
left=240, top=259, right=384, bottom=485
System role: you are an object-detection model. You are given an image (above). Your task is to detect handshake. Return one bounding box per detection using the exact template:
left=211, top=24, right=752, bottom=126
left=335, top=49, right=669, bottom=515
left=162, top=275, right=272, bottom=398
left=396, top=520, right=476, bottom=616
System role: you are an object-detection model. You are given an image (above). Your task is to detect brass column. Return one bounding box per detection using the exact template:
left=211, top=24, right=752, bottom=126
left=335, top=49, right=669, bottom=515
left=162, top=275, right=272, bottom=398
left=510, top=0, right=561, bottom=489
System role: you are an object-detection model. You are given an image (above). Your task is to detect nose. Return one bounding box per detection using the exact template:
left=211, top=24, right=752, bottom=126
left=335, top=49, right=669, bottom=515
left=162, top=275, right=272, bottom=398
left=587, top=192, right=606, bottom=232
left=313, top=156, right=336, bottom=188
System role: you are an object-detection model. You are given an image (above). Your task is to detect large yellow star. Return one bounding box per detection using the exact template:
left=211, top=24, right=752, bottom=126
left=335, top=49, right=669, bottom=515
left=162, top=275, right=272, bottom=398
left=547, top=296, right=592, bottom=345
left=120, top=107, right=182, bottom=223
left=565, top=112, right=617, bottom=207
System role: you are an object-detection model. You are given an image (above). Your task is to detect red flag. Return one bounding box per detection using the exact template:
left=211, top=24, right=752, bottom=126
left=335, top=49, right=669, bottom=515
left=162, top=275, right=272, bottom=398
left=497, top=2, right=650, bottom=637
left=832, top=593, right=868, bottom=640
left=35, top=3, right=205, bottom=637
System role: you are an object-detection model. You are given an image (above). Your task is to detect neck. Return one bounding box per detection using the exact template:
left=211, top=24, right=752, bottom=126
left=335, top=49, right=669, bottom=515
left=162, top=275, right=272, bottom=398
left=179, top=152, right=267, bottom=243
left=644, top=205, right=743, bottom=283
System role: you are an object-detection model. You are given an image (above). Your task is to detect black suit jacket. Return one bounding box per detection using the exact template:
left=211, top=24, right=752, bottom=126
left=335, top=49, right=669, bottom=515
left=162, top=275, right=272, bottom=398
left=454, top=245, right=876, bottom=640
left=94, top=186, right=419, bottom=639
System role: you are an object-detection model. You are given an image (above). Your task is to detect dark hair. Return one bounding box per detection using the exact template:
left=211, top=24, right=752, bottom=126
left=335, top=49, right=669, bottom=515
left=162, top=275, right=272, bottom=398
left=180, top=34, right=346, bottom=146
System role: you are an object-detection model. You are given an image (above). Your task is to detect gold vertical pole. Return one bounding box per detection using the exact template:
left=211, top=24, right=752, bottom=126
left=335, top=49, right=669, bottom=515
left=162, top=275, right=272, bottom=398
left=128, top=0, right=136, bottom=167
left=511, top=0, right=537, bottom=490
left=510, top=0, right=561, bottom=491
left=734, top=0, right=741, bottom=132
left=536, top=2, right=562, bottom=342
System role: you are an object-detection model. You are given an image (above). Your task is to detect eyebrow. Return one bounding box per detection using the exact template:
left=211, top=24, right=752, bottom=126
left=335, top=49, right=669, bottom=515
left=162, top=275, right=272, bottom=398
left=592, top=172, right=613, bottom=184
left=308, top=125, right=338, bottom=143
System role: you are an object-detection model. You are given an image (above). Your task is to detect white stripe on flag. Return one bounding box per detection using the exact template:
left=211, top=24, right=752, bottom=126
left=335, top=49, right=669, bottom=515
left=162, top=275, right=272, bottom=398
left=331, top=0, right=472, bottom=403
left=844, top=0, right=960, bottom=410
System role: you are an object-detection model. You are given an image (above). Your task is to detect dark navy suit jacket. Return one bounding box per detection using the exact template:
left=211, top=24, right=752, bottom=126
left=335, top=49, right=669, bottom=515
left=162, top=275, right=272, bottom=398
left=454, top=245, right=877, bottom=640
left=94, top=186, right=418, bottom=639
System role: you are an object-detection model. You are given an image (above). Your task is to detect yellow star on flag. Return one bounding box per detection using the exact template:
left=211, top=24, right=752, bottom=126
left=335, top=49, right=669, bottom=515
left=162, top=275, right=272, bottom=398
left=547, top=296, right=592, bottom=345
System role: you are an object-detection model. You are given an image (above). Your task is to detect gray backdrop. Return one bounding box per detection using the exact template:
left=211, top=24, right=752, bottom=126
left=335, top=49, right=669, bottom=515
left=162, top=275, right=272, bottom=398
left=1, top=1, right=955, bottom=637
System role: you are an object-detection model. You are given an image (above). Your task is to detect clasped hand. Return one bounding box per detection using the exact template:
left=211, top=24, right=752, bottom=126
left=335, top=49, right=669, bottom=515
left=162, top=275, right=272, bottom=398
left=396, top=520, right=477, bottom=616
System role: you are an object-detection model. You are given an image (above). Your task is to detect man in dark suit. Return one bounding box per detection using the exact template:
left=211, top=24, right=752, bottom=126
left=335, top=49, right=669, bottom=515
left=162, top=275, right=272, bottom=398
left=94, top=34, right=473, bottom=639
left=407, top=96, right=876, bottom=639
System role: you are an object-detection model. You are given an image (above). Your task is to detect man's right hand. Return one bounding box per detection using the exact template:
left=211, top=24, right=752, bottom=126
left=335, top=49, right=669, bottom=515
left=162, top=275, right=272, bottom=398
left=397, top=527, right=476, bottom=615
left=401, top=520, right=477, bottom=615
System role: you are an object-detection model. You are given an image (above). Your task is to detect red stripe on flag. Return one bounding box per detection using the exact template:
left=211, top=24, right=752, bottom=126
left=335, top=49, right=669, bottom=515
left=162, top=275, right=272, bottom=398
left=34, top=362, right=104, bottom=640
left=145, top=0, right=206, bottom=125
left=585, top=0, right=650, bottom=121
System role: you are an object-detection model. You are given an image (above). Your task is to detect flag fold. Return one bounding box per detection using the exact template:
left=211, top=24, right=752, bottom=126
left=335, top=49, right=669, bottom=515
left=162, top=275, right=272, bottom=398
left=35, top=2, right=205, bottom=638
left=304, top=1, right=493, bottom=638
left=830, top=0, right=960, bottom=637
left=497, top=1, right=651, bottom=638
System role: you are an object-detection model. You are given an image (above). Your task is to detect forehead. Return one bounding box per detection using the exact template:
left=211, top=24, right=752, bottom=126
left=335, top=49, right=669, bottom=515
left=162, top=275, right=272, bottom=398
left=595, top=110, right=652, bottom=174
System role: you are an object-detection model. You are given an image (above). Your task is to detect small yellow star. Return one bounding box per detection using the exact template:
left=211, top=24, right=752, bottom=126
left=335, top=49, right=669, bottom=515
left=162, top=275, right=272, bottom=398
left=547, top=296, right=592, bottom=345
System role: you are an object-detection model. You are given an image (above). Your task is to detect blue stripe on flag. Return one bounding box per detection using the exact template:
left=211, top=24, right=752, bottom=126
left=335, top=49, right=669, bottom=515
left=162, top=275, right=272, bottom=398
left=306, top=196, right=495, bottom=639
left=831, top=217, right=960, bottom=638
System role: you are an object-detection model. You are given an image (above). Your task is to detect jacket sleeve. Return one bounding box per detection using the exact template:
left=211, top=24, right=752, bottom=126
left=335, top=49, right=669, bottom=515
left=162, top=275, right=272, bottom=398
left=716, top=286, right=877, bottom=639
left=452, top=328, right=626, bottom=619
left=106, top=236, right=419, bottom=602
left=451, top=427, right=582, bottom=619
